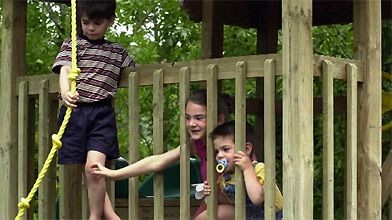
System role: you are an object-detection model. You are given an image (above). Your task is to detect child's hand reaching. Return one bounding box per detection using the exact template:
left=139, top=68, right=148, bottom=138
left=91, top=162, right=115, bottom=179
left=234, top=150, right=253, bottom=172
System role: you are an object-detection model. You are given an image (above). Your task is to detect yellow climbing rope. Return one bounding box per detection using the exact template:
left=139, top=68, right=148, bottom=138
left=15, top=0, right=80, bottom=219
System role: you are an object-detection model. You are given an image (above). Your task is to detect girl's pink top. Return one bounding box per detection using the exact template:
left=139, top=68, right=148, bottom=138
left=194, top=139, right=207, bottom=181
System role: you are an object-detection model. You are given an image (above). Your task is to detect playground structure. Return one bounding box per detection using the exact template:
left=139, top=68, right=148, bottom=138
left=0, top=0, right=391, bottom=219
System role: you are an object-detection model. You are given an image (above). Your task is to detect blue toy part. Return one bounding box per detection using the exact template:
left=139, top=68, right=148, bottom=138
left=216, top=158, right=228, bottom=173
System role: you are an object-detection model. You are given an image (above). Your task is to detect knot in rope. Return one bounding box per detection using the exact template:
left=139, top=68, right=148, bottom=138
left=68, top=68, right=80, bottom=80
left=52, top=134, right=63, bottom=149
left=17, top=198, right=30, bottom=210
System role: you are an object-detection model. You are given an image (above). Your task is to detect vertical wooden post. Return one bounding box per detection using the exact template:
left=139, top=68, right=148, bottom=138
left=153, top=69, right=164, bottom=220
left=128, top=72, right=140, bottom=219
left=27, top=98, right=37, bottom=220
left=179, top=67, right=191, bottom=220
left=264, top=59, right=277, bottom=220
left=59, top=164, right=83, bottom=220
left=18, top=81, right=29, bottom=220
left=255, top=1, right=279, bottom=162
left=38, top=79, right=56, bottom=219
left=256, top=1, right=279, bottom=54
left=202, top=0, right=223, bottom=59
left=345, top=64, right=358, bottom=219
left=282, top=0, right=313, bottom=219
left=0, top=0, right=27, bottom=218
left=322, top=60, right=334, bottom=220
left=206, top=64, right=218, bottom=219
left=354, top=0, right=382, bottom=218
left=235, top=62, right=247, bottom=220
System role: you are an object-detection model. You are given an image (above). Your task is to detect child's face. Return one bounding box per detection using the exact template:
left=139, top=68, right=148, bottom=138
left=185, top=101, right=207, bottom=141
left=213, top=135, right=236, bottom=172
left=80, top=15, right=114, bottom=40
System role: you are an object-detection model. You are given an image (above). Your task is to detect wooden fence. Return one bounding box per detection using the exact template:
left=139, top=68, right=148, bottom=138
left=16, top=54, right=362, bottom=219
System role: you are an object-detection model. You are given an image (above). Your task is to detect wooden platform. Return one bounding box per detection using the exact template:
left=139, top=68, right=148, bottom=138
left=115, top=198, right=202, bottom=219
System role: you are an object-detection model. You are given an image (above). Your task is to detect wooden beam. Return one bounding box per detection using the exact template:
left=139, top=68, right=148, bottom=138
left=255, top=0, right=280, bottom=163
left=0, top=0, right=27, bottom=218
left=264, top=59, right=277, bottom=220
left=282, top=0, right=313, bottom=219
left=59, top=164, right=83, bottom=219
left=179, top=67, right=191, bottom=220
left=206, top=65, right=218, bottom=219
left=153, top=70, right=164, bottom=220
left=235, top=62, right=247, bottom=220
left=382, top=151, right=392, bottom=206
left=322, top=60, right=334, bottom=220
left=345, top=64, right=358, bottom=219
left=128, top=72, right=140, bottom=219
left=18, top=55, right=364, bottom=95
left=257, top=1, right=279, bottom=54
left=354, top=0, right=382, bottom=218
left=38, top=80, right=56, bottom=219
left=201, top=0, right=223, bottom=59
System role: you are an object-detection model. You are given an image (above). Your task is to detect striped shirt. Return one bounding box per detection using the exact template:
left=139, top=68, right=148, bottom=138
left=52, top=35, right=135, bottom=103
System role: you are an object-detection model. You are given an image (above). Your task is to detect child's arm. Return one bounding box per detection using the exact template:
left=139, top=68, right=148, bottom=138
left=234, top=151, right=264, bottom=205
left=59, top=65, right=79, bottom=108
left=92, top=146, right=181, bottom=180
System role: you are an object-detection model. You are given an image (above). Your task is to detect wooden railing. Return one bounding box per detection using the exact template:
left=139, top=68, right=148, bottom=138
left=16, top=54, right=362, bottom=219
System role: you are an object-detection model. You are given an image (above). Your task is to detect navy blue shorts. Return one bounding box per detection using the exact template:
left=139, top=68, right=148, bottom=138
left=57, top=99, right=119, bottom=164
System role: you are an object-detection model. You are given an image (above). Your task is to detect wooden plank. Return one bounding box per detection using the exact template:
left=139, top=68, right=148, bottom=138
left=125, top=55, right=363, bottom=85
left=231, top=95, right=348, bottom=117
left=322, top=60, right=334, bottom=220
left=38, top=79, right=56, bottom=219
left=153, top=69, right=164, bottom=220
left=254, top=78, right=265, bottom=162
left=382, top=151, right=392, bottom=206
left=235, top=61, right=247, bottom=220
left=17, top=54, right=364, bottom=95
left=26, top=97, right=36, bottom=220
left=257, top=1, right=279, bottom=54
left=390, top=193, right=392, bottom=220
left=107, top=161, right=116, bottom=214
left=264, top=59, right=277, bottom=220
left=282, top=0, right=314, bottom=219
left=345, top=63, right=358, bottom=219
left=201, top=0, right=223, bottom=59
left=18, top=81, right=29, bottom=220
left=49, top=98, right=59, bottom=216
left=313, top=56, right=364, bottom=81
left=117, top=198, right=201, bottom=207
left=128, top=72, right=140, bottom=219
left=59, top=164, right=83, bottom=220
left=82, top=172, right=89, bottom=219
left=116, top=198, right=201, bottom=219
left=128, top=55, right=279, bottom=86
left=255, top=3, right=278, bottom=158
left=179, top=67, right=191, bottom=220
left=0, top=0, right=27, bottom=217
left=354, top=0, right=382, bottom=218
left=206, top=64, right=218, bottom=219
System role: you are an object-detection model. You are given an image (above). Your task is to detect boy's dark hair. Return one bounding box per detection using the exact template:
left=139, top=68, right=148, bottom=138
left=186, top=89, right=234, bottom=119
left=77, top=0, right=116, bottom=19
left=209, top=120, right=257, bottom=155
